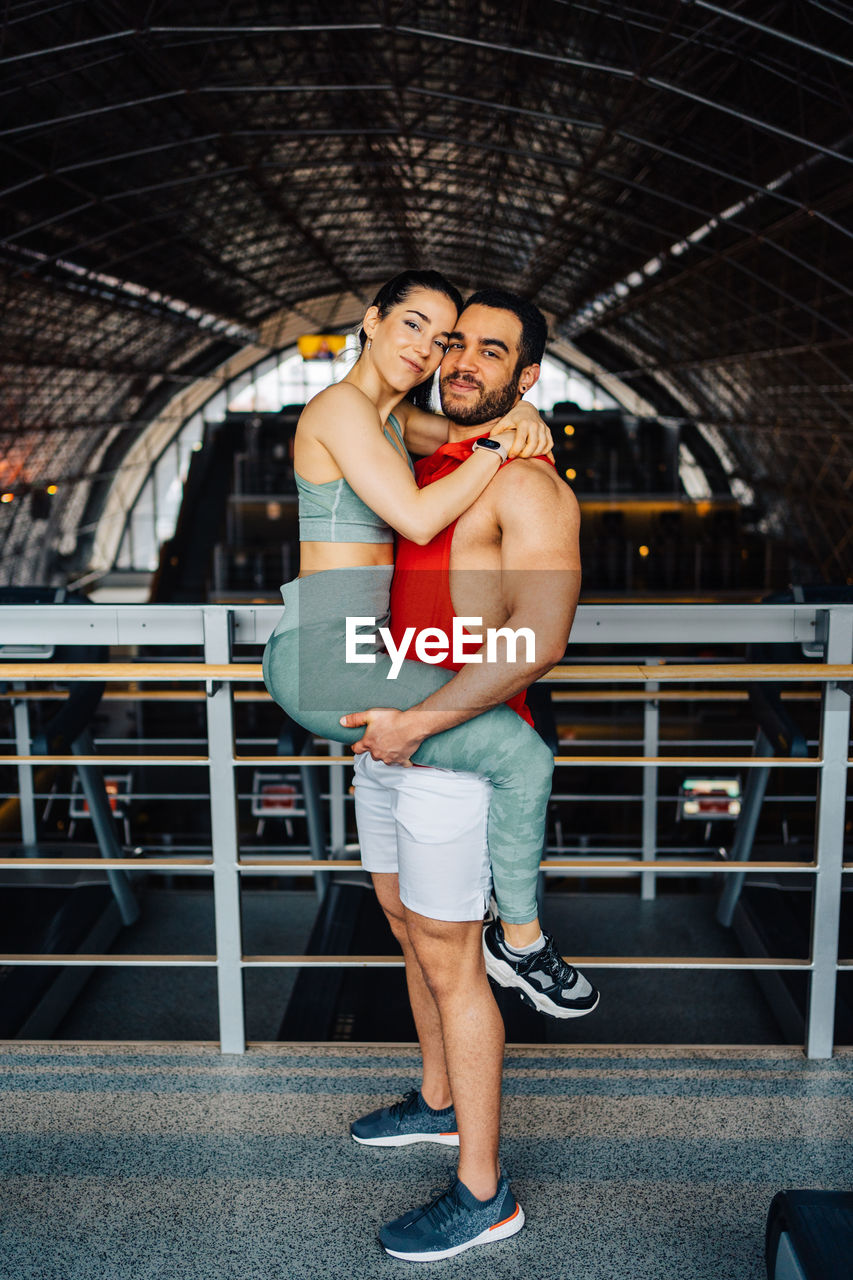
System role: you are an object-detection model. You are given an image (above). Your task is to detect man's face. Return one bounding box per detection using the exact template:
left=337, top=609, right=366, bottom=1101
left=439, top=304, right=528, bottom=426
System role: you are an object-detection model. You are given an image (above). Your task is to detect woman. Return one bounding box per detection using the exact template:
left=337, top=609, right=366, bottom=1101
left=263, top=269, right=596, bottom=1017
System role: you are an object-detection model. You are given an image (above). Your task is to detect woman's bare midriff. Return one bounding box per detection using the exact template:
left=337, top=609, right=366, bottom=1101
left=298, top=541, right=395, bottom=576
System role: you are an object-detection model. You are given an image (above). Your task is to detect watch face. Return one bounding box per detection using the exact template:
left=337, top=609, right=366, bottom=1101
left=477, top=438, right=501, bottom=449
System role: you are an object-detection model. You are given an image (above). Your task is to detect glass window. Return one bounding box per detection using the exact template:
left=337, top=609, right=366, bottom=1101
left=227, top=343, right=356, bottom=412
left=130, top=478, right=157, bottom=572
left=177, top=413, right=204, bottom=481
left=154, top=443, right=182, bottom=545
left=116, top=523, right=133, bottom=570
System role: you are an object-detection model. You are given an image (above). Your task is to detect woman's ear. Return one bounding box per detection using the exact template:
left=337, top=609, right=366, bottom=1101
left=362, top=305, right=380, bottom=343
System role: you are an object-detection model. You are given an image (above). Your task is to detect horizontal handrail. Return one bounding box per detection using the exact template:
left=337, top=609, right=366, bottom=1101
left=237, top=858, right=818, bottom=873
left=0, top=857, right=819, bottom=873
left=1, top=663, right=253, bottom=681
left=0, top=754, right=210, bottom=764
left=0, top=687, right=824, bottom=703
left=0, top=599, right=841, bottom=650
left=0, top=661, right=851, bottom=682
left=0, top=953, right=814, bottom=970
left=0, top=954, right=216, bottom=966
left=0, top=753, right=831, bottom=766
left=552, top=688, right=820, bottom=701
left=0, top=858, right=213, bottom=870
left=240, top=955, right=814, bottom=971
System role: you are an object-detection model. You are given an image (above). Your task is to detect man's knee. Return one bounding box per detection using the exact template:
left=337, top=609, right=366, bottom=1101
left=405, top=914, right=484, bottom=1000
left=384, top=906, right=410, bottom=949
left=370, top=873, right=409, bottom=946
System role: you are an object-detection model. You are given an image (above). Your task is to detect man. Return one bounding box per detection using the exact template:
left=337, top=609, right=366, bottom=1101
left=340, top=290, right=596, bottom=1262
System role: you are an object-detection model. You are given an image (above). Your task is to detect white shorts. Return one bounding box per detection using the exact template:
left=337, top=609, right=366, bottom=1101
left=353, top=754, right=492, bottom=922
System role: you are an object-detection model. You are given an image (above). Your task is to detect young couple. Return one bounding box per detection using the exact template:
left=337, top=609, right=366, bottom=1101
left=263, top=271, right=598, bottom=1262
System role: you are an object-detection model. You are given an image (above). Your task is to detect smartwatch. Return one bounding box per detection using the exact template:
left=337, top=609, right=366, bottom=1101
left=472, top=436, right=509, bottom=463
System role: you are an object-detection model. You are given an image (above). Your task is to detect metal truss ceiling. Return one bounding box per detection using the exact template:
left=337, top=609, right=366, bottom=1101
left=1, top=0, right=851, bottom=583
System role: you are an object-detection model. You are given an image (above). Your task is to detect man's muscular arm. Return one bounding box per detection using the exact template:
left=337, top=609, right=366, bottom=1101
left=340, top=463, right=581, bottom=764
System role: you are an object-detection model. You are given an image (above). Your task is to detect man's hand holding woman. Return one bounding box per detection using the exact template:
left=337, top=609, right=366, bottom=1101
left=339, top=707, right=423, bottom=766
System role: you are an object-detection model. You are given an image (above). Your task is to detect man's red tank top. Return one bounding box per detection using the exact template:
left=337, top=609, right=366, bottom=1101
left=390, top=436, right=553, bottom=726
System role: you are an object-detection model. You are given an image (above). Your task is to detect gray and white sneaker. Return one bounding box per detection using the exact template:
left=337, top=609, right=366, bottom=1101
left=483, top=920, right=599, bottom=1019
left=351, top=1089, right=459, bottom=1147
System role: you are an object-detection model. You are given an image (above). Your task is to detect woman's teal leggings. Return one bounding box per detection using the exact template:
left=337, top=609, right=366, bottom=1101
left=262, top=566, right=554, bottom=924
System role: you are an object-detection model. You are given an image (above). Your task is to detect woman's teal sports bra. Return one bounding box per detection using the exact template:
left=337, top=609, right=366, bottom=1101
left=295, top=412, right=415, bottom=543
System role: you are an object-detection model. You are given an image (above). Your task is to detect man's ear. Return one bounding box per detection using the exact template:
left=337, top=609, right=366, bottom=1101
left=362, top=305, right=381, bottom=342
left=518, top=363, right=541, bottom=396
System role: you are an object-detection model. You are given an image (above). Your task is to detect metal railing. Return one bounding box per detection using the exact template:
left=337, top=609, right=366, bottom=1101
left=1, top=602, right=851, bottom=1057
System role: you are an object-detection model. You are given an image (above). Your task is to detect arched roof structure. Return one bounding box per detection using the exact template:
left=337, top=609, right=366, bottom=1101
left=1, top=1, right=851, bottom=584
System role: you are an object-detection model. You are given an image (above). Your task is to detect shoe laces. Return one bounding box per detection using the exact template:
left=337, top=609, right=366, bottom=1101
left=419, top=1183, right=465, bottom=1230
left=389, top=1089, right=421, bottom=1123
left=517, top=934, right=577, bottom=986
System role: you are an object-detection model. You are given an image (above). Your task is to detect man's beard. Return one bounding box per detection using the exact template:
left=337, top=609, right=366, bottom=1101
left=439, top=373, right=520, bottom=426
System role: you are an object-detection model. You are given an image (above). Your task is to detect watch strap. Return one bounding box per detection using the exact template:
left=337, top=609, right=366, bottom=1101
left=472, top=436, right=509, bottom=463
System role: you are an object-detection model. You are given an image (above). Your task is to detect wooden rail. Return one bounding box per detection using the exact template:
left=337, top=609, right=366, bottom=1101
left=1, top=661, right=852, bottom=682
left=0, top=753, right=831, bottom=766
left=0, top=686, right=825, bottom=704
left=0, top=953, right=814, bottom=970
left=0, top=856, right=819, bottom=873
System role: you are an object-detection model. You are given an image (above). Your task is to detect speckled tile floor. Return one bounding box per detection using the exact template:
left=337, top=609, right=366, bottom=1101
left=1, top=1043, right=851, bottom=1280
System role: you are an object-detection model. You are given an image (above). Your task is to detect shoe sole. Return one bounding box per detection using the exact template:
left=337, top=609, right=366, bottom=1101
left=382, top=1203, right=525, bottom=1261
left=352, top=1131, right=459, bottom=1147
left=483, top=943, right=600, bottom=1020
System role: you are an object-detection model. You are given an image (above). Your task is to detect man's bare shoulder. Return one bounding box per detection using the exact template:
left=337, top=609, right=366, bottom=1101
left=493, top=457, right=580, bottom=520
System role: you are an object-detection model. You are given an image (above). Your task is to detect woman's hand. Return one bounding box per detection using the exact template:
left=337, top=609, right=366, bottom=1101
left=490, top=401, right=554, bottom=459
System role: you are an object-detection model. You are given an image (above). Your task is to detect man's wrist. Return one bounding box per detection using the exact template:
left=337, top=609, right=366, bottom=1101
left=399, top=705, right=434, bottom=743
left=405, top=701, right=472, bottom=739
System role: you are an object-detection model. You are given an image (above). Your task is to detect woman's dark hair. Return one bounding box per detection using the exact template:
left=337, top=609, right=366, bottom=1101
left=359, top=269, right=462, bottom=411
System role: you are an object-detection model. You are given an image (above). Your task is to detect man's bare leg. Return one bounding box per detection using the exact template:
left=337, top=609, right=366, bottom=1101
left=371, top=871, right=451, bottom=1110
left=403, top=907, right=503, bottom=1201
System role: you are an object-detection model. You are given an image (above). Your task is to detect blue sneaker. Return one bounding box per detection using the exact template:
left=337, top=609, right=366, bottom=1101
left=379, top=1174, right=524, bottom=1261
left=351, top=1089, right=459, bottom=1147
left=483, top=920, right=600, bottom=1019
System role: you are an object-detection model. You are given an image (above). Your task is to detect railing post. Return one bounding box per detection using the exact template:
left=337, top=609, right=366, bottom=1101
left=71, top=728, right=139, bottom=927
left=640, top=666, right=660, bottom=900
left=716, top=729, right=773, bottom=928
left=12, top=685, right=37, bottom=848
left=329, top=740, right=346, bottom=859
left=806, top=607, right=853, bottom=1059
left=203, top=607, right=245, bottom=1054
left=297, top=741, right=329, bottom=903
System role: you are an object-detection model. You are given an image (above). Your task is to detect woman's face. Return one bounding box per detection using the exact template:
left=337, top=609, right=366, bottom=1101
left=365, top=288, right=459, bottom=390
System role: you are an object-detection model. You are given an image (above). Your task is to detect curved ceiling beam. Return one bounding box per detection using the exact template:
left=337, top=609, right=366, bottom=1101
left=2, top=2, right=851, bottom=581
left=684, top=1, right=853, bottom=70
left=391, top=23, right=853, bottom=166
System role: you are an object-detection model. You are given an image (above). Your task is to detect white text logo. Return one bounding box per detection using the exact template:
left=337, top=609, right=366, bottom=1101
left=345, top=616, right=535, bottom=679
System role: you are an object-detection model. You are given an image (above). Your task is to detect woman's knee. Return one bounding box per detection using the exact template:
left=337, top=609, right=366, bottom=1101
left=489, top=725, right=554, bottom=791
left=531, top=734, right=555, bottom=783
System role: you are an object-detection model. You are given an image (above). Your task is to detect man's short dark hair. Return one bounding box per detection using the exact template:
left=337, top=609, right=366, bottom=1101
left=463, top=288, right=548, bottom=371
